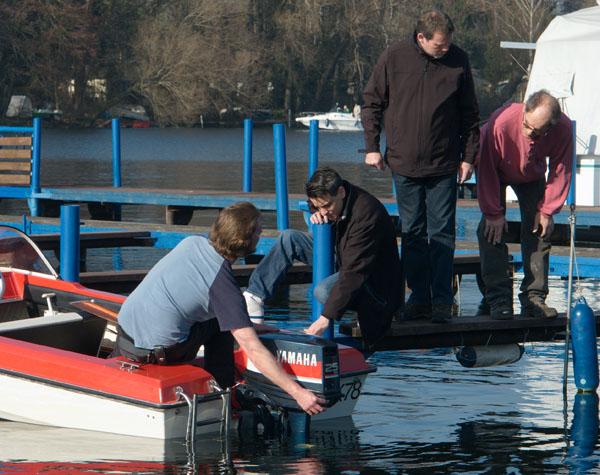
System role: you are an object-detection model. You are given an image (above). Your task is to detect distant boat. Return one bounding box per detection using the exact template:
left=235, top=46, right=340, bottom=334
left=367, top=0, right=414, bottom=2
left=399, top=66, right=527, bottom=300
left=296, top=109, right=363, bottom=131
left=5, top=95, right=62, bottom=120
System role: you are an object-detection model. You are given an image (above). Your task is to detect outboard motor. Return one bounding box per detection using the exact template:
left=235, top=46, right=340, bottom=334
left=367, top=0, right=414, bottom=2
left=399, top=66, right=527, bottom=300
left=236, top=332, right=342, bottom=411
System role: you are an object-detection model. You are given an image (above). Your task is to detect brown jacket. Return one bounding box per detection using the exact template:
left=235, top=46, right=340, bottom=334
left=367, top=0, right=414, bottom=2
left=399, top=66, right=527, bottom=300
left=361, top=33, right=480, bottom=177
left=320, top=181, right=401, bottom=346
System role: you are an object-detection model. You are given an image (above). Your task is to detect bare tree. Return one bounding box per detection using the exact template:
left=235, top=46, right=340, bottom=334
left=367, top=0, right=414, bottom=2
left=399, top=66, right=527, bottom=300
left=128, top=0, right=268, bottom=125
left=0, top=0, right=102, bottom=118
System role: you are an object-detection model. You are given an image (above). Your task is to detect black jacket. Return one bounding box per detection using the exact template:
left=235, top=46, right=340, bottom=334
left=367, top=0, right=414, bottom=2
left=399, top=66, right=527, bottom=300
left=321, top=181, right=401, bottom=346
left=361, top=33, right=480, bottom=177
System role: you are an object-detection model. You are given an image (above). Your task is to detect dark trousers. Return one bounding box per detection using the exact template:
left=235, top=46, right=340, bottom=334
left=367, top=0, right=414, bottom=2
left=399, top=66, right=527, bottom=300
left=393, top=173, right=457, bottom=306
left=477, top=178, right=551, bottom=304
left=112, top=319, right=235, bottom=389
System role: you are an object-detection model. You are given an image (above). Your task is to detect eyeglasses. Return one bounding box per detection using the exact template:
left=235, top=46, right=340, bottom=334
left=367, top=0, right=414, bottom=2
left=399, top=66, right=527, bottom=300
left=522, top=117, right=550, bottom=138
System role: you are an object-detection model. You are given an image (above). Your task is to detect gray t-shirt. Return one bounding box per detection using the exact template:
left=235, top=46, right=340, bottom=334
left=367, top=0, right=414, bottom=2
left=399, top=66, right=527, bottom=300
left=118, top=235, right=251, bottom=349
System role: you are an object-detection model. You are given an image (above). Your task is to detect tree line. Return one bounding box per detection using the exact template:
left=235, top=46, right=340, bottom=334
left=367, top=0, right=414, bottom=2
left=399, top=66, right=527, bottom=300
left=0, top=0, right=594, bottom=127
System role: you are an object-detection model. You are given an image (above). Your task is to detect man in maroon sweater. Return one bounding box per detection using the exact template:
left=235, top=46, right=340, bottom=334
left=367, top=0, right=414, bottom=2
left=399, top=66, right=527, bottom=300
left=477, top=90, right=574, bottom=319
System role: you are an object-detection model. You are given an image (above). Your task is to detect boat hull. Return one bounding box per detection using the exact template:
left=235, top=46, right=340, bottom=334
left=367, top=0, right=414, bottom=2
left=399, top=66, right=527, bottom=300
left=0, top=372, right=226, bottom=439
left=296, top=112, right=363, bottom=131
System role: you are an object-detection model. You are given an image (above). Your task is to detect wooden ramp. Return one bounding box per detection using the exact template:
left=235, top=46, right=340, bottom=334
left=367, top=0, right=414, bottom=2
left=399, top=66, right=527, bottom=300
left=338, top=313, right=594, bottom=352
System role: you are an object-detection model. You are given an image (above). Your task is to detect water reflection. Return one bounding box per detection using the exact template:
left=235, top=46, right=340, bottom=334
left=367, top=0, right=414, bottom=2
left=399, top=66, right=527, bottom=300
left=566, top=392, right=600, bottom=473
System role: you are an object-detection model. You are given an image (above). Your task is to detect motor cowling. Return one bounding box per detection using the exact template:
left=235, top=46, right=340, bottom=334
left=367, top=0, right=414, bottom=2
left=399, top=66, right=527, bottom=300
left=237, top=333, right=342, bottom=411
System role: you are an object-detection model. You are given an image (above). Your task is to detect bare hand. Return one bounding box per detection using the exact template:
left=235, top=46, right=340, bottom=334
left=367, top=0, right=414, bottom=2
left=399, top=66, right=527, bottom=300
left=304, top=315, right=331, bottom=337
left=484, top=216, right=508, bottom=245
left=309, top=211, right=327, bottom=225
left=365, top=152, right=386, bottom=171
left=294, top=388, right=327, bottom=415
left=533, top=212, right=554, bottom=239
left=458, top=162, right=474, bottom=184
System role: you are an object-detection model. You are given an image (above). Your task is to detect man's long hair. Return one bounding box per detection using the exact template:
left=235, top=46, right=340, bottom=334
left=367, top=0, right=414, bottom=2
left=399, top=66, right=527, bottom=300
left=210, top=202, right=260, bottom=260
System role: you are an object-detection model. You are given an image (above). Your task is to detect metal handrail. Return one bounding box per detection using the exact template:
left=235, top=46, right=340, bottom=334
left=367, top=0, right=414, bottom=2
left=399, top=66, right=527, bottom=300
left=176, top=384, right=231, bottom=444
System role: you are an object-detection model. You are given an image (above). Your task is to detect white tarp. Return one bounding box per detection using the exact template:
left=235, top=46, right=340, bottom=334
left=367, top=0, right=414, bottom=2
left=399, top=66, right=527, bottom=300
left=526, top=3, right=600, bottom=155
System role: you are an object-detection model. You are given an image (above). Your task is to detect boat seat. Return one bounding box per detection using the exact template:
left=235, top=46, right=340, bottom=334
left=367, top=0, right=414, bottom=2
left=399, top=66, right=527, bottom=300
left=0, top=312, right=83, bottom=333
left=0, top=311, right=107, bottom=356
left=0, top=300, right=31, bottom=323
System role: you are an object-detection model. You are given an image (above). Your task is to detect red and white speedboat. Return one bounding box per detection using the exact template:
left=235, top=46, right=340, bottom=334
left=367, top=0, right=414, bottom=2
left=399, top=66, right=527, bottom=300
left=0, top=225, right=375, bottom=439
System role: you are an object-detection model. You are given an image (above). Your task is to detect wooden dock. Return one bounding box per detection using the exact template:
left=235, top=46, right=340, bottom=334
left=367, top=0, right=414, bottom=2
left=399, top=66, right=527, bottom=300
left=338, top=312, right=595, bottom=352
left=78, top=254, right=486, bottom=294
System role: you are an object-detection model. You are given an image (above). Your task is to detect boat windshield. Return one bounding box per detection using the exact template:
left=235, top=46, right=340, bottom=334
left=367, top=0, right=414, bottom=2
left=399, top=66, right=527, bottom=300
left=0, top=226, right=58, bottom=277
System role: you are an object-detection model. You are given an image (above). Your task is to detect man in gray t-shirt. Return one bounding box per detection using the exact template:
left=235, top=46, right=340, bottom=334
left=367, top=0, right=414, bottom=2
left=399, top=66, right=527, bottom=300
left=113, top=202, right=326, bottom=416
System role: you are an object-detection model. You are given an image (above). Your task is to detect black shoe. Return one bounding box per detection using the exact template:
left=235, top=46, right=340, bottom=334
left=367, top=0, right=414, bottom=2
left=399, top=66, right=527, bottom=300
left=489, top=300, right=513, bottom=320
left=431, top=303, right=452, bottom=323
left=475, top=298, right=490, bottom=316
left=520, top=295, right=557, bottom=319
left=401, top=302, right=432, bottom=321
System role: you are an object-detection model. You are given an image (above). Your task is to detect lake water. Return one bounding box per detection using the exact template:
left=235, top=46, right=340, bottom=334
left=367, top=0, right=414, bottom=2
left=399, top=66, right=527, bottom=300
left=1, top=126, right=599, bottom=474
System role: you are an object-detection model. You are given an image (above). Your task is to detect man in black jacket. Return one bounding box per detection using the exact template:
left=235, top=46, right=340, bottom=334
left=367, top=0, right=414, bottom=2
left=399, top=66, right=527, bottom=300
left=243, top=167, right=401, bottom=347
left=361, top=10, right=480, bottom=323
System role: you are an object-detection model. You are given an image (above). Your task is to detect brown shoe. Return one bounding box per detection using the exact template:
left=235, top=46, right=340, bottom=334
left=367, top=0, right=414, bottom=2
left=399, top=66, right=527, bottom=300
left=520, top=295, right=557, bottom=319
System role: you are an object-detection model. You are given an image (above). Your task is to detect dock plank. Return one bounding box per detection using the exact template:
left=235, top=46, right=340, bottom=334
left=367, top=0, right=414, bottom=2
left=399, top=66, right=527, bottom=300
left=30, top=231, right=155, bottom=250
left=79, top=262, right=313, bottom=293
left=79, top=254, right=487, bottom=294
left=338, top=313, right=589, bottom=351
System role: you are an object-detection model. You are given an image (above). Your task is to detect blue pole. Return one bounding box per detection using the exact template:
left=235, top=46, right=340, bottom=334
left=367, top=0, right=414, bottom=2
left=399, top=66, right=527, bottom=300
left=111, top=119, right=122, bottom=187
left=60, top=205, right=80, bottom=282
left=312, top=222, right=334, bottom=339
left=567, top=120, right=576, bottom=206
left=273, top=124, right=289, bottom=230
left=111, top=119, right=123, bottom=220
left=243, top=119, right=253, bottom=192
left=29, top=118, right=42, bottom=217
left=31, top=118, right=41, bottom=194
left=309, top=120, right=319, bottom=178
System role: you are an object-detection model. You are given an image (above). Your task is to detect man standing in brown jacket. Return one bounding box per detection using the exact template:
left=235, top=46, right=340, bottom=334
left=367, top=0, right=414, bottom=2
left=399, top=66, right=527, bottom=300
left=361, top=10, right=480, bottom=323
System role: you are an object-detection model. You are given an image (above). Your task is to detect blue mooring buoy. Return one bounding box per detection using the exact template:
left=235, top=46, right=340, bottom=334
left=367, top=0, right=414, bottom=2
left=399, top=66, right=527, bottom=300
left=571, top=297, right=599, bottom=392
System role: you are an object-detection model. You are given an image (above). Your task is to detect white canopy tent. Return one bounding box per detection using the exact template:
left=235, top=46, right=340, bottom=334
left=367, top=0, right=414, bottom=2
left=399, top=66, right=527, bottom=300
left=526, top=1, right=600, bottom=155
left=524, top=2, right=600, bottom=205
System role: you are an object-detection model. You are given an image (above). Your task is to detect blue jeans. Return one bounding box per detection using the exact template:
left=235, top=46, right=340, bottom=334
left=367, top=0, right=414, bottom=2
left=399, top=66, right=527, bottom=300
left=393, top=173, right=457, bottom=306
left=247, top=229, right=335, bottom=304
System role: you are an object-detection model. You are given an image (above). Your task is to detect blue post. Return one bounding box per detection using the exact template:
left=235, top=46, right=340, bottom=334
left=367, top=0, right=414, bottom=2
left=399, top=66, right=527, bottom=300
left=312, top=223, right=334, bottom=339
left=273, top=124, right=290, bottom=230
left=571, top=297, right=599, bottom=392
left=309, top=120, right=319, bottom=178
left=567, top=120, right=576, bottom=206
left=111, top=119, right=122, bottom=187
left=111, top=119, right=122, bottom=220
left=60, top=205, right=80, bottom=282
left=243, top=119, right=253, bottom=192
left=31, top=118, right=41, bottom=193
left=29, top=118, right=42, bottom=217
